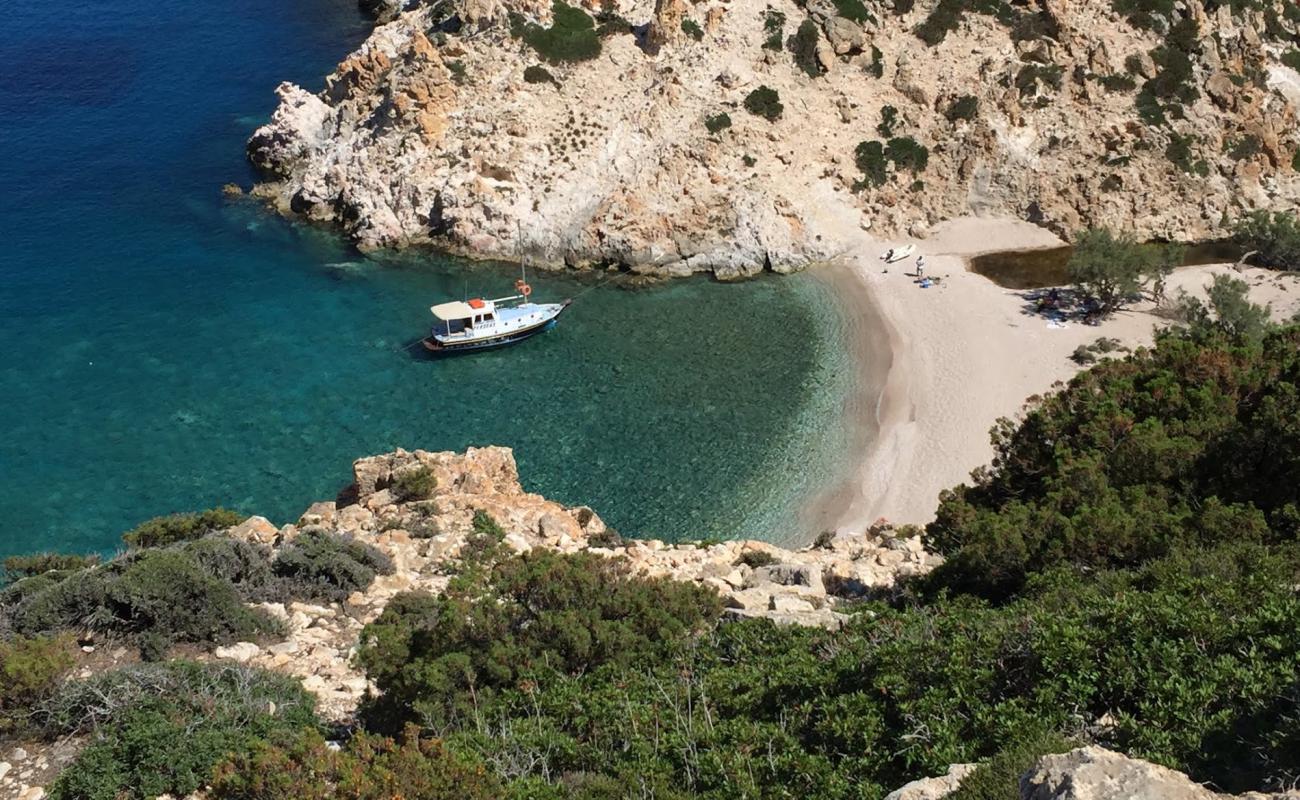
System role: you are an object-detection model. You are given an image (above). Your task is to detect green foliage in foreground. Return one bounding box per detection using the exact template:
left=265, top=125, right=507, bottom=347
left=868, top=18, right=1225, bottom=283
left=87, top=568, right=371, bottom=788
left=0, top=634, right=74, bottom=727
left=214, top=542, right=1300, bottom=798
left=928, top=325, right=1300, bottom=599
left=122, top=507, right=246, bottom=548
left=357, top=549, right=722, bottom=732
left=2, top=553, right=100, bottom=582
left=274, top=530, right=394, bottom=602
left=44, top=662, right=317, bottom=800
left=211, top=725, right=501, bottom=800
left=519, top=1, right=602, bottom=64
left=1234, top=210, right=1300, bottom=270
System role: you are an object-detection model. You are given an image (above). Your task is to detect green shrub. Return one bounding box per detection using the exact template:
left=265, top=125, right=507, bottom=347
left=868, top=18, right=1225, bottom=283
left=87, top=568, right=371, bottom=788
left=123, top=508, right=246, bottom=548
left=210, top=725, right=501, bottom=800
left=4, top=549, right=276, bottom=646
left=43, top=662, right=317, bottom=800
left=681, top=18, right=703, bottom=40
left=877, top=104, right=899, bottom=137
left=523, top=64, right=556, bottom=84
left=108, top=550, right=276, bottom=643
left=792, top=18, right=824, bottom=77
left=356, top=549, right=721, bottom=731
left=743, top=85, right=783, bottom=121
left=1227, top=135, right=1262, bottom=161
left=445, top=59, right=467, bottom=84
left=949, top=731, right=1076, bottom=800
left=704, top=112, right=732, bottom=134
left=1165, top=133, right=1209, bottom=176
left=273, top=531, right=394, bottom=602
left=762, top=8, right=785, bottom=50
left=391, top=465, right=437, bottom=502
left=736, top=550, right=779, bottom=568
left=0, top=634, right=74, bottom=722
left=3, top=553, right=100, bottom=581
left=885, top=136, right=929, bottom=173
left=1233, top=210, right=1300, bottom=270
left=854, top=140, right=888, bottom=188
left=521, top=1, right=601, bottom=64
left=182, top=536, right=277, bottom=599
left=926, top=324, right=1300, bottom=598
left=1284, top=49, right=1300, bottom=71
left=1097, top=73, right=1137, bottom=92
left=867, top=43, right=884, bottom=77
left=945, top=94, right=979, bottom=122
left=832, top=0, right=874, bottom=23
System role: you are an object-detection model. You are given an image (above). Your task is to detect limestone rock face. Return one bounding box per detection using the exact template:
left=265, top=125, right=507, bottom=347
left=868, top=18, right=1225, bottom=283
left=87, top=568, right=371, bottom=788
left=202, top=446, right=939, bottom=719
left=1021, top=747, right=1300, bottom=800
left=247, top=0, right=1300, bottom=273
left=884, top=763, right=977, bottom=800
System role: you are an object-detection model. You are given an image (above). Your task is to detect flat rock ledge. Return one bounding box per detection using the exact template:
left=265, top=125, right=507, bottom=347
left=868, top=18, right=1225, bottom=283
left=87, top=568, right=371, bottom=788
left=888, top=746, right=1300, bottom=800
left=211, top=446, right=938, bottom=719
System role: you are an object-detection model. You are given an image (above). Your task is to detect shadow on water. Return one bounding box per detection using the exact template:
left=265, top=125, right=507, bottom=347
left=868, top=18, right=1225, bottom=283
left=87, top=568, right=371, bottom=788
left=970, top=240, right=1244, bottom=290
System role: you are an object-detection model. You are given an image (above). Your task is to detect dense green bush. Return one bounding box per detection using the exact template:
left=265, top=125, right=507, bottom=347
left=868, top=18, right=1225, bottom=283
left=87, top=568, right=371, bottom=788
left=273, top=531, right=394, bottom=602
left=832, top=0, right=874, bottom=23
left=926, top=325, right=1300, bottom=598
left=3, top=553, right=100, bottom=581
left=855, top=140, right=888, bottom=188
left=4, top=548, right=276, bottom=646
left=1233, top=210, right=1300, bottom=270
left=43, top=662, right=317, bottom=800
left=356, top=549, right=721, bottom=732
left=123, top=507, right=246, bottom=548
left=681, top=18, right=703, bottom=40
left=523, top=64, right=557, bottom=84
left=1065, top=227, right=1180, bottom=313
left=885, top=136, right=929, bottom=174
left=792, top=19, right=824, bottom=77
left=877, top=104, right=899, bottom=137
left=391, top=465, right=437, bottom=502
left=210, top=725, right=501, bottom=800
left=0, top=634, right=74, bottom=727
left=704, top=112, right=732, bottom=134
left=762, top=8, right=785, bottom=51
left=520, top=1, right=601, bottom=64
left=743, top=85, right=783, bottom=121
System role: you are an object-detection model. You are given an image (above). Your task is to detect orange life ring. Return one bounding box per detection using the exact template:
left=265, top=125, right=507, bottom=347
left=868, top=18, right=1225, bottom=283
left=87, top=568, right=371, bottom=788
left=515, top=279, right=532, bottom=297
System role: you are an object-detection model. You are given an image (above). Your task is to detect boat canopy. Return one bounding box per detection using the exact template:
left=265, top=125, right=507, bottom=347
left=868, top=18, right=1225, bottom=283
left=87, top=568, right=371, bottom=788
left=430, top=299, right=494, bottom=321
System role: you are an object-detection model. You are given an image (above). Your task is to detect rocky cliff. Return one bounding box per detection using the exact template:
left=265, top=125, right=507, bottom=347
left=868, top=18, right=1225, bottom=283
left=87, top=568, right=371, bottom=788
left=889, top=747, right=1300, bottom=800
left=210, top=446, right=937, bottom=718
left=245, top=0, right=1300, bottom=278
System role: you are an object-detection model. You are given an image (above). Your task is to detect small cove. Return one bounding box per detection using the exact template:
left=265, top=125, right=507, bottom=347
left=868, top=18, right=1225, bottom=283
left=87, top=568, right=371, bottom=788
left=0, top=0, right=859, bottom=554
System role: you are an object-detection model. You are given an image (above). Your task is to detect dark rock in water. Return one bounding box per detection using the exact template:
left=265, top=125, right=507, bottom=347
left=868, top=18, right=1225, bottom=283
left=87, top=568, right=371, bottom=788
left=221, top=183, right=244, bottom=197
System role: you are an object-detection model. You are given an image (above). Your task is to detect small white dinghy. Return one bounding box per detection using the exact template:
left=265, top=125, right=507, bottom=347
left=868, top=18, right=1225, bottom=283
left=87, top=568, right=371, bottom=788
left=882, top=244, right=916, bottom=264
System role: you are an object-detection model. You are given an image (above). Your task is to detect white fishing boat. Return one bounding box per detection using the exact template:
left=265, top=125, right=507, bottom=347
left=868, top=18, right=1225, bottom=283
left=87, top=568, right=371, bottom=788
left=421, top=271, right=570, bottom=355
left=882, top=244, right=916, bottom=263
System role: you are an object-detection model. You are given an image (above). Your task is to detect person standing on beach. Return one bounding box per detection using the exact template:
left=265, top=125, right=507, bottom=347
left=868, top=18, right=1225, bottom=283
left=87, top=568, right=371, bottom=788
left=916, top=255, right=925, bottom=280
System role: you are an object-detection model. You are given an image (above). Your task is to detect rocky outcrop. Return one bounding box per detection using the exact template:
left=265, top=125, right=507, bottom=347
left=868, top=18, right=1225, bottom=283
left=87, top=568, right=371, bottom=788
left=1022, top=747, right=1300, bottom=800
left=211, top=446, right=939, bottom=719
left=887, top=747, right=1300, bottom=800
left=246, top=0, right=1300, bottom=276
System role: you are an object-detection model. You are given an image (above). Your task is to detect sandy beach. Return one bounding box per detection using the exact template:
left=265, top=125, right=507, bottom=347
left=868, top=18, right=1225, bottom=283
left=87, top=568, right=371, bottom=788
left=819, top=216, right=1300, bottom=534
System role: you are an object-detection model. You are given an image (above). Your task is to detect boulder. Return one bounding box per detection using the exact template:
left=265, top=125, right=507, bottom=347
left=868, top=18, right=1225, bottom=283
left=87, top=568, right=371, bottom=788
left=227, top=516, right=279, bottom=546
left=213, top=642, right=261, bottom=663
left=885, top=763, right=977, bottom=800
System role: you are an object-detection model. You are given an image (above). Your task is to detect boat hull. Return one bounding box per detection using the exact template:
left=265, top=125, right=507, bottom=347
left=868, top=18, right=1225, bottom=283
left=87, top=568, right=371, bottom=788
left=422, top=301, right=570, bottom=355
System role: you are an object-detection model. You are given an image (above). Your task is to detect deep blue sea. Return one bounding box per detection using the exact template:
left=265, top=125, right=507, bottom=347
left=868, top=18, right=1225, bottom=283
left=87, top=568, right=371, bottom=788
left=0, top=0, right=855, bottom=555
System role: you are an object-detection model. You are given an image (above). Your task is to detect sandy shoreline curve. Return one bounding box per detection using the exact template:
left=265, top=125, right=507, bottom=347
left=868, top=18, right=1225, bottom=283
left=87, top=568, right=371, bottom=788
left=812, top=216, right=1300, bottom=537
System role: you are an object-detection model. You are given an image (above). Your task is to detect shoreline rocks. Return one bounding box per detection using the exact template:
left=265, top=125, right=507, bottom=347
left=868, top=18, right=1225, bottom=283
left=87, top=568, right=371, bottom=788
left=208, top=445, right=938, bottom=719
left=246, top=0, right=1300, bottom=277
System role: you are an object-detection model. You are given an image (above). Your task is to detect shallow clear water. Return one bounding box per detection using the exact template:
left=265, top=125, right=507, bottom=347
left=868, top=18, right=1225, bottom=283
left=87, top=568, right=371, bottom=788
left=0, top=0, right=856, bottom=554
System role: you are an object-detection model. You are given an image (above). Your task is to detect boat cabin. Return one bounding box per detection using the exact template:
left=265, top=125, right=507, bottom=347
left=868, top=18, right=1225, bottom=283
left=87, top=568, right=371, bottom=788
left=430, top=298, right=498, bottom=336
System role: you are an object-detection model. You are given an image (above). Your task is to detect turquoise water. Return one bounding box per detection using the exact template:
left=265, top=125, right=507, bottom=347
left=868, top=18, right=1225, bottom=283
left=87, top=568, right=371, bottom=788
left=0, top=0, right=855, bottom=555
